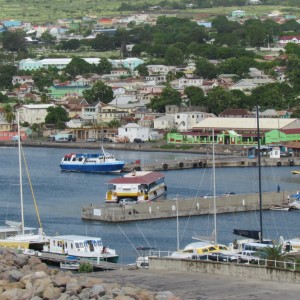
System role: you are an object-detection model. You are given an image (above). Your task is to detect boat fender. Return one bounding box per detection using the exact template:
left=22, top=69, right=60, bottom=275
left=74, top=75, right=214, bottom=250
left=199, top=161, right=203, bottom=167
left=164, top=185, right=167, bottom=191
left=289, top=160, right=294, bottom=166
left=163, top=163, right=168, bottom=170
left=193, top=162, right=198, bottom=168
left=203, top=162, right=207, bottom=168
left=277, top=161, right=282, bottom=167
left=252, top=162, right=257, bottom=167
left=241, top=160, right=245, bottom=166
left=179, top=162, right=184, bottom=168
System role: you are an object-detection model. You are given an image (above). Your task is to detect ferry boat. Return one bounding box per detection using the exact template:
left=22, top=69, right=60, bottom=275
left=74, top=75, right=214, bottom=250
left=59, top=147, right=125, bottom=173
left=105, top=171, right=167, bottom=203
left=42, top=235, right=119, bottom=263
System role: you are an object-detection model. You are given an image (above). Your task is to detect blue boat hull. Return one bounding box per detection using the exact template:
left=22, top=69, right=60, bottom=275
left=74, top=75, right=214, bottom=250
left=60, top=162, right=125, bottom=173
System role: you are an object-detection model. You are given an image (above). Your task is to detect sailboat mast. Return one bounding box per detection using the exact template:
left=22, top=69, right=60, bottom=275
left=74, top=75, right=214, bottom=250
left=17, top=112, right=25, bottom=235
left=212, top=129, right=217, bottom=244
left=256, top=105, right=263, bottom=242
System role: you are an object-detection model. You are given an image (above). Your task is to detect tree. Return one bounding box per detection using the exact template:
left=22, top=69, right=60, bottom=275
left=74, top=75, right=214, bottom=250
left=164, top=46, right=184, bottom=66
left=60, top=39, right=81, bottom=51
left=95, top=57, right=113, bottom=75
left=45, top=106, right=69, bottom=129
left=65, top=57, right=93, bottom=78
left=3, top=104, right=15, bottom=125
left=260, top=244, right=283, bottom=267
left=107, top=119, right=121, bottom=128
left=184, top=86, right=205, bottom=106
left=0, top=65, right=17, bottom=89
left=194, top=58, right=217, bottom=79
left=40, top=30, right=56, bottom=43
left=2, top=31, right=26, bottom=52
left=83, top=81, right=114, bottom=104
left=135, top=64, right=149, bottom=76
left=32, top=68, right=55, bottom=92
left=206, top=86, right=241, bottom=115
left=147, top=86, right=182, bottom=113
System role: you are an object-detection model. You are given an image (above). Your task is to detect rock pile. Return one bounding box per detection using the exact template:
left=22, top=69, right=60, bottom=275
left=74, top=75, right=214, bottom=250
left=0, top=249, right=180, bottom=300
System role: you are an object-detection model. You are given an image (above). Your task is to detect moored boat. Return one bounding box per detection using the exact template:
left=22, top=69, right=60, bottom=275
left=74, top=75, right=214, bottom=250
left=42, top=235, right=119, bottom=263
left=291, top=170, right=300, bottom=175
left=269, top=206, right=290, bottom=211
left=59, top=147, right=125, bottom=173
left=105, top=171, right=167, bottom=203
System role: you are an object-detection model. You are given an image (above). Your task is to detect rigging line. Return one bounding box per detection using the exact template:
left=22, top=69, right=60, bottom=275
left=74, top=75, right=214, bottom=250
left=135, top=223, right=151, bottom=248
left=117, top=224, right=140, bottom=256
left=21, top=145, right=43, bottom=230
left=179, top=168, right=208, bottom=243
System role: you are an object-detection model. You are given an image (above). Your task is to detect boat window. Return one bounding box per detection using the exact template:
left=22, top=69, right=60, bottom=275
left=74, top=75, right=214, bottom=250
left=209, top=246, right=217, bottom=251
left=53, top=240, right=55, bottom=246
left=75, top=242, right=79, bottom=248
left=202, top=248, right=209, bottom=253
left=79, top=158, right=82, bottom=161
left=71, top=243, right=73, bottom=249
left=219, top=246, right=228, bottom=250
left=65, top=242, right=67, bottom=248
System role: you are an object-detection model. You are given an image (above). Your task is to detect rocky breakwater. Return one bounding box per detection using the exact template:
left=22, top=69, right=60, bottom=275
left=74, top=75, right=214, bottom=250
left=0, top=249, right=180, bottom=300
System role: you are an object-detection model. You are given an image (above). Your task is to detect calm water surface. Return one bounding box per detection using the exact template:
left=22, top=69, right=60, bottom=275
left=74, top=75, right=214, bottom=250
left=1, top=146, right=300, bottom=264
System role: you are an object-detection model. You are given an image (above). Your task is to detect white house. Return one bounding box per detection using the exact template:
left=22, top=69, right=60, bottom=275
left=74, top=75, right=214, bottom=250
left=174, top=112, right=212, bottom=132
left=17, top=104, right=56, bottom=124
left=118, top=123, right=150, bottom=142
left=154, top=115, right=175, bottom=131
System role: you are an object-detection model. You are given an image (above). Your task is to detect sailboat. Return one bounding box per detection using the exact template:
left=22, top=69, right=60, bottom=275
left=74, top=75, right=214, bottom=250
left=230, top=106, right=274, bottom=252
left=170, top=129, right=229, bottom=259
left=0, top=112, right=48, bottom=251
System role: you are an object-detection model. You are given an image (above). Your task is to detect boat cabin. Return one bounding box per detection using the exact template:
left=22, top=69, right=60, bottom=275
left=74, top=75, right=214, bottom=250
left=105, top=171, right=166, bottom=203
left=44, top=235, right=104, bottom=255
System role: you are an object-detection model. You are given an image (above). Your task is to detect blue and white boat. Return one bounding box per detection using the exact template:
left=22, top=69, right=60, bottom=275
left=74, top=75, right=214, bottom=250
left=59, top=147, right=125, bottom=173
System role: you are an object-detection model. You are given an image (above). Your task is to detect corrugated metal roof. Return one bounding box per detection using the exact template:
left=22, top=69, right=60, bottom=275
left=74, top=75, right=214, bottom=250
left=108, top=171, right=164, bottom=184
left=193, top=117, right=298, bottom=130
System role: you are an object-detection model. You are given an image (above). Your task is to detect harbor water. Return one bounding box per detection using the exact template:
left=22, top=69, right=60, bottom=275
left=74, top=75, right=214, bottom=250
left=1, top=145, right=300, bottom=264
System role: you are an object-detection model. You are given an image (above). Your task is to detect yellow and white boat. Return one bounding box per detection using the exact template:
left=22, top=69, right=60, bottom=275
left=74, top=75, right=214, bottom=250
left=291, top=170, right=300, bottom=175
left=105, top=171, right=167, bottom=203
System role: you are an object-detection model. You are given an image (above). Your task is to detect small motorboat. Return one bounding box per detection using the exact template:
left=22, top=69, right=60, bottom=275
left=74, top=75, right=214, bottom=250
left=291, top=170, right=300, bottom=175
left=269, top=206, right=290, bottom=211
left=60, top=260, right=80, bottom=270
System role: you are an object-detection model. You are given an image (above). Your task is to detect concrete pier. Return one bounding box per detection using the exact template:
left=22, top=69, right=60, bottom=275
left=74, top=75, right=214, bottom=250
left=82, top=191, right=290, bottom=223
left=122, top=156, right=298, bottom=172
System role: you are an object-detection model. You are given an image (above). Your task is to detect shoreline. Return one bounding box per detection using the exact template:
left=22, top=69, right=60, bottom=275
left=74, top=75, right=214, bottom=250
left=0, top=140, right=243, bottom=156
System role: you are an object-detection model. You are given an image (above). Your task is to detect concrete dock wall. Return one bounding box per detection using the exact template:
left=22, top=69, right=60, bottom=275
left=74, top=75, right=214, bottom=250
left=82, top=191, right=290, bottom=222
left=149, top=257, right=300, bottom=284
left=122, top=156, right=298, bottom=172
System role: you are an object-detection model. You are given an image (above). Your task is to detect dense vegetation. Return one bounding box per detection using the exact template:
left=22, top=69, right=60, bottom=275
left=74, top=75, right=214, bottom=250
left=1, top=5, right=300, bottom=116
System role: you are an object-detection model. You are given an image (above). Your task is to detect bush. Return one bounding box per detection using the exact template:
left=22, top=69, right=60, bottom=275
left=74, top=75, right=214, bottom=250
left=78, top=261, right=93, bottom=273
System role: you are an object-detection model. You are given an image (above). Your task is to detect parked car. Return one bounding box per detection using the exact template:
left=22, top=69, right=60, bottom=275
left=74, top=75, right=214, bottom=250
left=101, top=137, right=113, bottom=143
left=47, top=136, right=55, bottom=142
left=119, top=198, right=137, bottom=206
left=133, top=138, right=144, bottom=143
left=238, top=250, right=266, bottom=264
left=192, top=252, right=238, bottom=263
left=56, top=137, right=69, bottom=143
left=222, top=192, right=236, bottom=197
left=11, top=135, right=21, bottom=141
left=86, top=138, right=96, bottom=142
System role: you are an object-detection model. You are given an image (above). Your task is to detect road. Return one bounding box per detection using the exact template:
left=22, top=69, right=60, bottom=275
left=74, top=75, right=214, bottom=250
left=86, top=268, right=300, bottom=300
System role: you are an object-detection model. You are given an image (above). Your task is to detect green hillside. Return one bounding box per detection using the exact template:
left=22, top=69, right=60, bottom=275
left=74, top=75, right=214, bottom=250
left=0, top=0, right=298, bottom=24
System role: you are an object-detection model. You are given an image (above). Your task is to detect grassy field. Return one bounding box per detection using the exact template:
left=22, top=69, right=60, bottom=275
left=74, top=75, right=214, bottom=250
left=0, top=1, right=298, bottom=24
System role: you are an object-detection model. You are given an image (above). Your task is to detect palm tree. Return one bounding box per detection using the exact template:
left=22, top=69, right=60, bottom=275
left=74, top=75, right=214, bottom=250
left=261, top=244, right=283, bottom=267
left=3, top=105, right=15, bottom=128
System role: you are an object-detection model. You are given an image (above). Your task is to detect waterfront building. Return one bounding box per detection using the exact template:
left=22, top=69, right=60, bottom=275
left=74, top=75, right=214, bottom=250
left=167, top=117, right=300, bottom=146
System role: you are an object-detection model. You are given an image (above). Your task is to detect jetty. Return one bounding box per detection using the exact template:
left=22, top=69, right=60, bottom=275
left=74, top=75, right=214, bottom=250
left=122, top=156, right=298, bottom=172
left=82, top=191, right=290, bottom=223
left=22, top=251, right=131, bottom=271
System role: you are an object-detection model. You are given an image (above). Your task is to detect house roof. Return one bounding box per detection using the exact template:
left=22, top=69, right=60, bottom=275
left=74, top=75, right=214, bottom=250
left=219, top=109, right=253, bottom=116
left=193, top=117, right=298, bottom=130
